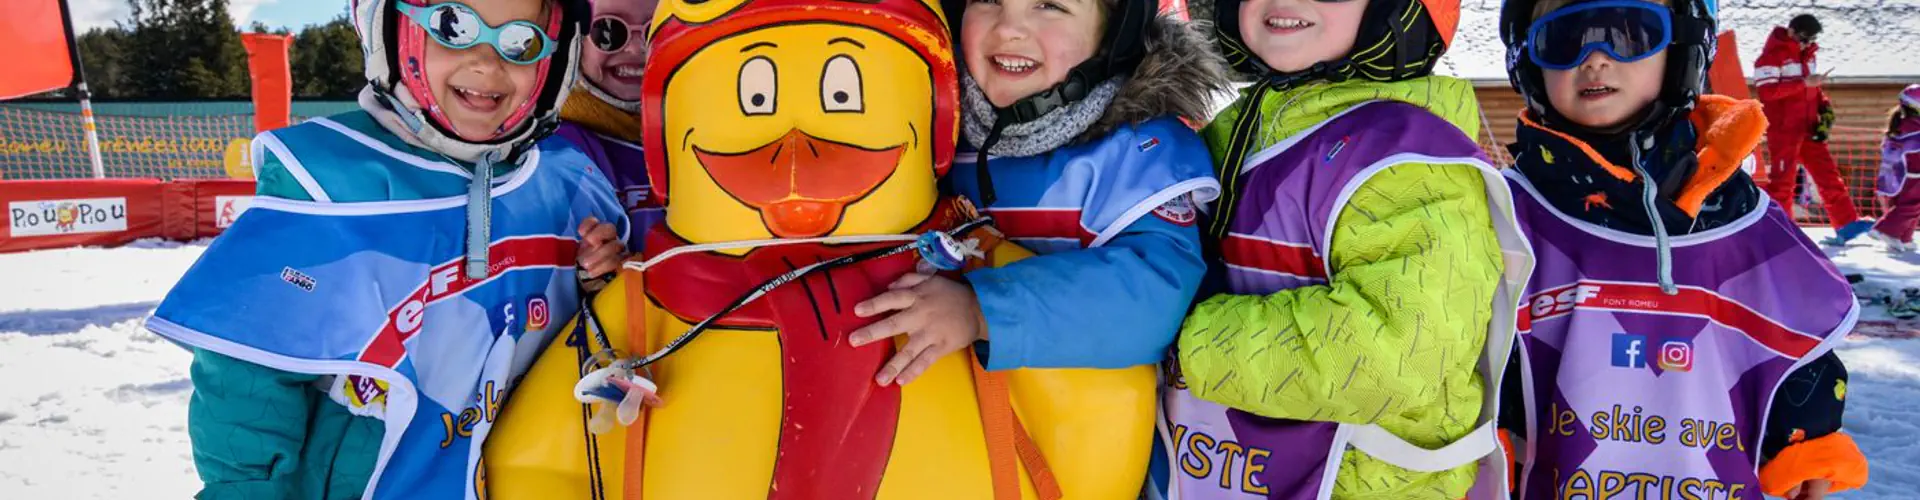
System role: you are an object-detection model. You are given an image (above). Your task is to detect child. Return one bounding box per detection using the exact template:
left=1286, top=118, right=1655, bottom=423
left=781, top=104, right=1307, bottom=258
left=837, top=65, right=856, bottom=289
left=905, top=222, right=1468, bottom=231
left=144, top=0, right=628, bottom=497
left=1494, top=0, right=1869, bottom=498
left=557, top=0, right=660, bottom=257
left=1868, top=84, right=1920, bottom=253
left=1156, top=0, right=1533, bottom=497
left=846, top=0, right=1227, bottom=387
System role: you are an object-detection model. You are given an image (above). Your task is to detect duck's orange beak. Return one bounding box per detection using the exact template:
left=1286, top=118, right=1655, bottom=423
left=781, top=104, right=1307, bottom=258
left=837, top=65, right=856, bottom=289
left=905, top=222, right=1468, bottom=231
left=695, top=129, right=903, bottom=238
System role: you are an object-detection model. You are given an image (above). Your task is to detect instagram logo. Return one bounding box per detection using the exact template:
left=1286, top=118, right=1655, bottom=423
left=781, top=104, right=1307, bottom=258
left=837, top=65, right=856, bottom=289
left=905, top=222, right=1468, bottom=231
left=1658, top=340, right=1694, bottom=372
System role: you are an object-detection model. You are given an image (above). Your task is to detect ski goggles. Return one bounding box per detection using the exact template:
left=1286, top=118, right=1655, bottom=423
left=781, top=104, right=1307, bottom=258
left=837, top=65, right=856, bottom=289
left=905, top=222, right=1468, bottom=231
left=590, top=16, right=645, bottom=53
left=1526, top=0, right=1672, bottom=71
left=395, top=1, right=558, bottom=65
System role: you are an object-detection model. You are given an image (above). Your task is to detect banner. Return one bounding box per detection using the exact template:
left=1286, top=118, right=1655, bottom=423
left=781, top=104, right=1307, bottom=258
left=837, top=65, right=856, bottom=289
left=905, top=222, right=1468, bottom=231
left=0, top=0, right=79, bottom=100
left=0, top=179, right=165, bottom=252
left=0, top=178, right=257, bottom=253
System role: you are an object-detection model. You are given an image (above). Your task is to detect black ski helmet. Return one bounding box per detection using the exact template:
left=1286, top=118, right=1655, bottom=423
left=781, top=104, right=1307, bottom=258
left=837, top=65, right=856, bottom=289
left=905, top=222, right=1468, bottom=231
left=940, top=0, right=1156, bottom=204
left=1199, top=0, right=1460, bottom=239
left=1499, top=0, right=1719, bottom=134
left=1211, top=0, right=1456, bottom=85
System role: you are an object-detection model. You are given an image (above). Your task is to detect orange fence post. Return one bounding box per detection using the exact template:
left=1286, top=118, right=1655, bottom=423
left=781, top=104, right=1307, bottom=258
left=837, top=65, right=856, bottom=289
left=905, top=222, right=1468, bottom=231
left=241, top=34, right=294, bottom=134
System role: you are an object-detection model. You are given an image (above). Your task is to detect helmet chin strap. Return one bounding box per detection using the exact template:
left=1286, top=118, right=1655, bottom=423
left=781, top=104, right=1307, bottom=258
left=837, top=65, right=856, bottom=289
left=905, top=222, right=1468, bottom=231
left=968, top=0, right=1149, bottom=207
left=583, top=79, right=642, bottom=113
left=973, top=68, right=1097, bottom=206
left=1258, top=59, right=1355, bottom=89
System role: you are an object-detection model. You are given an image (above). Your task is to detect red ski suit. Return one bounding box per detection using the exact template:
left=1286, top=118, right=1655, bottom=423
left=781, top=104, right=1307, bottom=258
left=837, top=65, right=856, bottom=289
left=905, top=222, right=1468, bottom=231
left=1756, top=26, right=1859, bottom=227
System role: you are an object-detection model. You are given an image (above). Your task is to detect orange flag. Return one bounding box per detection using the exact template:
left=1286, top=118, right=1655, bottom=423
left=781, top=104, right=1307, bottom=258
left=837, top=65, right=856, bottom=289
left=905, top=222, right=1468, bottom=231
left=1708, top=30, right=1750, bottom=100
left=242, top=34, right=294, bottom=133
left=0, top=0, right=78, bottom=100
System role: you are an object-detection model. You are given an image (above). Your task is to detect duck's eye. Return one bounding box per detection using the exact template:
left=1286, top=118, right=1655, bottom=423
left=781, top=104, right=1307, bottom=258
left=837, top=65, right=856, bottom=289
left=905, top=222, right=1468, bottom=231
left=820, top=56, right=863, bottom=113
left=738, top=56, right=777, bottom=116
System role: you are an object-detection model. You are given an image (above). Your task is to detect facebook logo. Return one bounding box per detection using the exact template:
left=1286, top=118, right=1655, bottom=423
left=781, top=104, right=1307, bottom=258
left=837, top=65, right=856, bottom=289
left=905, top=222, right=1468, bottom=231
left=1612, top=334, right=1648, bottom=368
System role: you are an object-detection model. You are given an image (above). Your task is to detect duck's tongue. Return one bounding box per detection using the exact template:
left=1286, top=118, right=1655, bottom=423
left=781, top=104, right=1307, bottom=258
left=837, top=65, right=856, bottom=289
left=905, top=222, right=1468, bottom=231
left=760, top=200, right=843, bottom=238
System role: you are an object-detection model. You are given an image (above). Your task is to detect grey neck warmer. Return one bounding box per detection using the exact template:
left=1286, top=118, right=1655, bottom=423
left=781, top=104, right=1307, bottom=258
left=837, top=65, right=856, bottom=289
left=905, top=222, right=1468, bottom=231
left=961, top=72, right=1122, bottom=158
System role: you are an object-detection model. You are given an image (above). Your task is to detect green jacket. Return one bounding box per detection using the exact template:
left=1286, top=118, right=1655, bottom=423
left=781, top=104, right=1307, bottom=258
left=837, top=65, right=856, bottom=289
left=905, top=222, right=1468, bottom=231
left=1180, top=77, right=1504, bottom=499
left=187, top=111, right=522, bottom=499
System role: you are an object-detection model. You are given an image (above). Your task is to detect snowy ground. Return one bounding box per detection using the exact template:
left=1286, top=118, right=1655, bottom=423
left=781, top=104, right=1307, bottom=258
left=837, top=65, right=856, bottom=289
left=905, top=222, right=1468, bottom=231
left=0, top=233, right=1915, bottom=499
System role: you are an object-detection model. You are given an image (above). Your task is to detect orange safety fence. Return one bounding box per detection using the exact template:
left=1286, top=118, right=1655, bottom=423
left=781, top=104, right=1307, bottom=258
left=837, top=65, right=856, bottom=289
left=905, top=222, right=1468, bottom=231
left=0, top=102, right=357, bottom=181
left=0, top=104, right=256, bottom=180
left=1752, top=124, right=1895, bottom=227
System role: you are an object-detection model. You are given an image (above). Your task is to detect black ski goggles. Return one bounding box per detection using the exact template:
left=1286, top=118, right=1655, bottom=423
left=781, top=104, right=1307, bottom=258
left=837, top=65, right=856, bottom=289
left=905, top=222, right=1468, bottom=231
left=1526, top=0, right=1672, bottom=70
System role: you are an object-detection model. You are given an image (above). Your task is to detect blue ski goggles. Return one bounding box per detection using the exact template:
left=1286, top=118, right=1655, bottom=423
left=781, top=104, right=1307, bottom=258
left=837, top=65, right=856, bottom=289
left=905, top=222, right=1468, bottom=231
left=396, top=1, right=558, bottom=65
left=1526, top=0, right=1672, bottom=70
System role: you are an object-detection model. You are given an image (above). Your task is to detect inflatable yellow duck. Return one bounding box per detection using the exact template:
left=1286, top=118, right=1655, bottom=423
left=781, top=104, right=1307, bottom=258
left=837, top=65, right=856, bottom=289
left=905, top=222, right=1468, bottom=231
left=486, top=0, right=1157, bottom=498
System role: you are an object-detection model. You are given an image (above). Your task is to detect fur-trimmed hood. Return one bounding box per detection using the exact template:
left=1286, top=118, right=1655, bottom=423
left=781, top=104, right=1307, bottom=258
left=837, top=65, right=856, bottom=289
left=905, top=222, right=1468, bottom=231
left=1074, top=15, right=1230, bottom=144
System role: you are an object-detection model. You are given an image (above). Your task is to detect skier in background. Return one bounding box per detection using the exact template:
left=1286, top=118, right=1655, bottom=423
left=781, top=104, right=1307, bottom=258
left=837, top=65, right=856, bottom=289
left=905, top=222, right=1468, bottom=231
left=1756, top=13, right=1874, bottom=244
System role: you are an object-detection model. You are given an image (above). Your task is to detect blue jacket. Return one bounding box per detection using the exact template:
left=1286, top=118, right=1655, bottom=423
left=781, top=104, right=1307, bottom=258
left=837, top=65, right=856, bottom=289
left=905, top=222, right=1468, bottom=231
left=948, top=117, right=1219, bottom=370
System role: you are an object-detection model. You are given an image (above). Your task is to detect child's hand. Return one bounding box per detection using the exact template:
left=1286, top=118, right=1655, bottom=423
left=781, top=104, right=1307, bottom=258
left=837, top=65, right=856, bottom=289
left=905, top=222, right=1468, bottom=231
left=577, top=217, right=625, bottom=285
left=1786, top=479, right=1831, bottom=500
left=848, top=272, right=987, bottom=386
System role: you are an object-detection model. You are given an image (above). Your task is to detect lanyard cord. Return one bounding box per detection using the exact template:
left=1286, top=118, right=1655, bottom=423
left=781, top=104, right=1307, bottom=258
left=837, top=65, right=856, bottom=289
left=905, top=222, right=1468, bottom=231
left=591, top=217, right=997, bottom=370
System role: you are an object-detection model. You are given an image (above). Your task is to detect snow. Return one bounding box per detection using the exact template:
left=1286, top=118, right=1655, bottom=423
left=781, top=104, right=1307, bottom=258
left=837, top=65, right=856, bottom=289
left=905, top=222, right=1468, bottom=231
left=1812, top=227, right=1920, bottom=324
left=0, top=231, right=1915, bottom=498
left=1441, top=0, right=1920, bottom=81
left=0, top=240, right=206, bottom=499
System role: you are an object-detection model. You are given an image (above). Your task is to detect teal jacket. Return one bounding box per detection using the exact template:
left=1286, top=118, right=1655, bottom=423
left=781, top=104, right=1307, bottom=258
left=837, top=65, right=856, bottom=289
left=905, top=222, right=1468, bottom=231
left=187, top=111, right=532, bottom=499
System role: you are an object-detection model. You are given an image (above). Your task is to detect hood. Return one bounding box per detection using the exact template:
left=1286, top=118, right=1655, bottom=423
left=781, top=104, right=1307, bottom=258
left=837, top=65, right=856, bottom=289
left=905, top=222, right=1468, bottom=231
left=1768, top=25, right=1793, bottom=44
left=1207, top=76, right=1484, bottom=154
left=1073, top=15, right=1230, bottom=144
left=1768, top=25, right=1818, bottom=54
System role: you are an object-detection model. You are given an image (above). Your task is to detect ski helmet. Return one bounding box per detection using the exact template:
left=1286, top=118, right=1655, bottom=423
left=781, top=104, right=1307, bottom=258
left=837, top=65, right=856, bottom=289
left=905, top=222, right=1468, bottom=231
left=940, top=0, right=1153, bottom=125
left=1198, top=0, right=1459, bottom=240
left=1212, top=0, right=1460, bottom=85
left=938, top=0, right=1155, bottom=204
left=1500, top=0, right=1719, bottom=134
left=351, top=0, right=592, bottom=163
left=1901, top=84, right=1920, bottom=114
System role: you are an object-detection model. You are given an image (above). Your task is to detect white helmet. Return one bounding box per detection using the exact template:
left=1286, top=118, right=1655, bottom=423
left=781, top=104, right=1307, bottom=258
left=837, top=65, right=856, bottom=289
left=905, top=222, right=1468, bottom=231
left=350, top=0, right=591, bottom=163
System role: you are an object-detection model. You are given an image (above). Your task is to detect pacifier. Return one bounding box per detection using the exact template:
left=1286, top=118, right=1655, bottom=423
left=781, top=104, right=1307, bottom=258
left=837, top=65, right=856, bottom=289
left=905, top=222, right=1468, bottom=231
left=574, top=360, right=664, bottom=434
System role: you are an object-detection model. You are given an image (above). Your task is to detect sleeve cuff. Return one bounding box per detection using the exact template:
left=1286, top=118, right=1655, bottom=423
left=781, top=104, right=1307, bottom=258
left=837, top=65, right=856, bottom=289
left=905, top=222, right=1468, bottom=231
left=966, top=266, right=1027, bottom=371
left=1759, top=432, right=1870, bottom=496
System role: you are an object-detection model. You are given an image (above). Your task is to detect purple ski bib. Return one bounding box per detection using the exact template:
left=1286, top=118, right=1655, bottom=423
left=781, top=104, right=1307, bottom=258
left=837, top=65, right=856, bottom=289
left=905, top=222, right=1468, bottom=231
left=556, top=123, right=661, bottom=252
left=1505, top=171, right=1857, bottom=500
left=1163, top=101, right=1533, bottom=499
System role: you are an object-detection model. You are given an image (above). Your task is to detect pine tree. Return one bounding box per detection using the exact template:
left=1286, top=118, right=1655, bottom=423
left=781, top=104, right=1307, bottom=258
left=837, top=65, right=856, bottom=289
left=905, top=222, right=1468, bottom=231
left=290, top=16, right=366, bottom=99
left=76, top=27, right=133, bottom=98
left=123, top=0, right=248, bottom=98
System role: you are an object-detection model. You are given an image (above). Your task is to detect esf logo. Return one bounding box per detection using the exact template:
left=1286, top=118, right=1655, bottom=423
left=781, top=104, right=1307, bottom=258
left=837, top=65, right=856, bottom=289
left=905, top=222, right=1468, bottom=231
left=1611, top=333, right=1693, bottom=372
left=1532, top=284, right=1602, bottom=317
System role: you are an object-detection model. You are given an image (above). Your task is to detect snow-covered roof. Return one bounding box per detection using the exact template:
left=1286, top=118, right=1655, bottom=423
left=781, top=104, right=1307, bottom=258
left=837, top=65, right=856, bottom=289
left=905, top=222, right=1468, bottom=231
left=1438, top=0, right=1920, bottom=83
